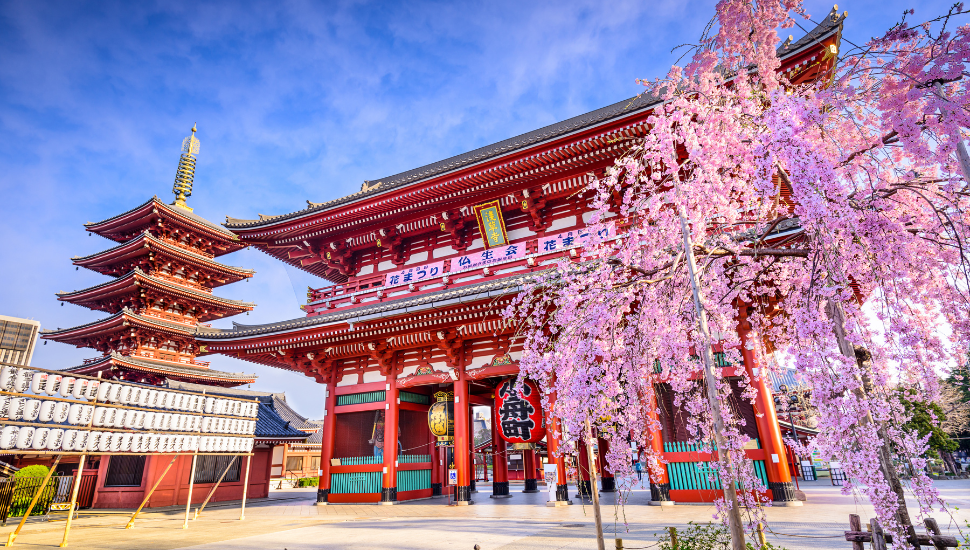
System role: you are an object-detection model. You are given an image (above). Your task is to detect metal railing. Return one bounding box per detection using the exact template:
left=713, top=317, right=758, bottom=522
left=0, top=474, right=98, bottom=526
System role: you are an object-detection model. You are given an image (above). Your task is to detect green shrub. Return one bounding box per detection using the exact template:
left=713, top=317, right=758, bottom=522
left=297, top=477, right=319, bottom=487
left=13, top=465, right=49, bottom=479
left=658, top=522, right=788, bottom=550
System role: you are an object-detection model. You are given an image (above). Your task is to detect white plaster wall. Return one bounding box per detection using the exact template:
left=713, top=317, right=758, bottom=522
left=357, top=264, right=374, bottom=276
left=466, top=238, right=483, bottom=251
left=362, top=370, right=385, bottom=384
left=336, top=374, right=357, bottom=387
left=582, top=211, right=616, bottom=223
left=404, top=251, right=429, bottom=265
left=466, top=354, right=491, bottom=369
left=398, top=365, right=418, bottom=378
left=378, top=260, right=396, bottom=271
left=433, top=245, right=457, bottom=258
left=507, top=227, right=533, bottom=241
left=547, top=215, right=577, bottom=232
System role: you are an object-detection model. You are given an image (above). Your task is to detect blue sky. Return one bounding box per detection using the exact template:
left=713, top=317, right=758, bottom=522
left=0, top=0, right=952, bottom=418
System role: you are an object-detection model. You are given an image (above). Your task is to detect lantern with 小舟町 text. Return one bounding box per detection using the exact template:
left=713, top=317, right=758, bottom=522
left=428, top=391, right=454, bottom=446
left=494, top=378, right=546, bottom=444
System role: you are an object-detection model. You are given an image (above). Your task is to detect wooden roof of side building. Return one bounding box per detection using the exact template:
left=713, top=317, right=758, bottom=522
left=65, top=352, right=257, bottom=386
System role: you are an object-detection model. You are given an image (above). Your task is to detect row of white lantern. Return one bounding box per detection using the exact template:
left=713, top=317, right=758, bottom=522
left=1, top=397, right=255, bottom=435
left=0, top=425, right=253, bottom=453
left=0, top=367, right=257, bottom=418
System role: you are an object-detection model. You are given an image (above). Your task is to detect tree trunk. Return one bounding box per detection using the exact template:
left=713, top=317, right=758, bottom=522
left=825, top=301, right=913, bottom=545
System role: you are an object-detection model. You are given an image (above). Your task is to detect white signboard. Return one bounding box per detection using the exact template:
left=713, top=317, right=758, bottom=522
left=543, top=463, right=558, bottom=502
left=0, top=365, right=257, bottom=455
left=447, top=468, right=458, bottom=486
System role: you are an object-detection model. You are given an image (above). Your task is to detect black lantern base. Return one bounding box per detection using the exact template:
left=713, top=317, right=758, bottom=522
left=523, top=479, right=539, bottom=493
left=455, top=485, right=472, bottom=503
left=470, top=479, right=477, bottom=493
left=650, top=482, right=671, bottom=502
left=576, top=480, right=593, bottom=499
left=769, top=481, right=797, bottom=502
left=431, top=483, right=442, bottom=496
left=316, top=488, right=329, bottom=503
left=556, top=484, right=570, bottom=502
left=380, top=487, right=397, bottom=503
left=600, top=477, right=616, bottom=492
left=491, top=481, right=511, bottom=498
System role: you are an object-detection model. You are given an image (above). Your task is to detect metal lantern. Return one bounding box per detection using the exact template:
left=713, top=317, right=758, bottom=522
left=428, top=391, right=455, bottom=446
left=494, top=378, right=546, bottom=444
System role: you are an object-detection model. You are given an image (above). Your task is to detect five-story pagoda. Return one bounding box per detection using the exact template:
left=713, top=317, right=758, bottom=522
left=43, top=125, right=258, bottom=387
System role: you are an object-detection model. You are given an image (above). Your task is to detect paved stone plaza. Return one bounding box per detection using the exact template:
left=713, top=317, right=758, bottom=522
left=2, top=479, right=967, bottom=549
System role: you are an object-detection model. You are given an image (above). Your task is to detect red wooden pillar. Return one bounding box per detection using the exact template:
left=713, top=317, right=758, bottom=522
left=491, top=403, right=511, bottom=498
left=576, top=435, right=593, bottom=499
left=316, top=369, right=338, bottom=505
left=737, top=308, right=799, bottom=505
left=598, top=437, right=615, bottom=492
left=381, top=373, right=399, bottom=504
left=544, top=391, right=571, bottom=505
left=453, top=368, right=472, bottom=504
left=468, top=408, right=477, bottom=493
left=523, top=447, right=539, bottom=493
left=645, top=386, right=672, bottom=505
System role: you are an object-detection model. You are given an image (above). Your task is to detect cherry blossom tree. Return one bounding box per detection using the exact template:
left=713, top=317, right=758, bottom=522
left=507, top=2, right=970, bottom=548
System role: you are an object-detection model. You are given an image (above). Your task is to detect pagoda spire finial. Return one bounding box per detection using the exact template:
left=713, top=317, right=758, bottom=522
left=172, top=123, right=201, bottom=212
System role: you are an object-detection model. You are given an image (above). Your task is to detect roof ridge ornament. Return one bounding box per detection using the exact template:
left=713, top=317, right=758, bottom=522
left=172, top=123, right=200, bottom=212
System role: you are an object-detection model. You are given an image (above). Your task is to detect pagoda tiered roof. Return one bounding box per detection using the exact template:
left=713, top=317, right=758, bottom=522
left=67, top=352, right=256, bottom=387
left=42, top=307, right=197, bottom=349
left=55, top=268, right=255, bottom=321
left=72, top=231, right=254, bottom=285
left=85, top=197, right=246, bottom=256
left=221, top=12, right=843, bottom=285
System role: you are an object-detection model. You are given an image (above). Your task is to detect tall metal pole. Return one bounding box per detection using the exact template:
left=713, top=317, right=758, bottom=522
left=673, top=174, right=746, bottom=550
left=585, top=419, right=606, bottom=550
left=59, top=455, right=86, bottom=547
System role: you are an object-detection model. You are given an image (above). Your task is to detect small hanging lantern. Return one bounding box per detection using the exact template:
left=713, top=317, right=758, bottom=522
left=428, top=391, right=455, bottom=446
left=494, top=378, right=546, bottom=444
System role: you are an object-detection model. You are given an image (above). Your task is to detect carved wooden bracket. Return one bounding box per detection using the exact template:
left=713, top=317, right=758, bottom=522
left=439, top=210, right=469, bottom=251
left=323, top=241, right=357, bottom=276
left=304, top=355, right=334, bottom=383
left=377, top=227, right=409, bottom=266
left=366, top=341, right=396, bottom=377
left=431, top=329, right=463, bottom=368
left=514, top=188, right=549, bottom=232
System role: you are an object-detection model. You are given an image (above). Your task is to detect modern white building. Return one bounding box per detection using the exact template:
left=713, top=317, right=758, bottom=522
left=0, top=314, right=40, bottom=366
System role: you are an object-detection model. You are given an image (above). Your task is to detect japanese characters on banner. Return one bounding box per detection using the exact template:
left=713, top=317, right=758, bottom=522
left=449, top=243, right=525, bottom=273
left=473, top=200, right=509, bottom=249
left=0, top=365, right=257, bottom=455
left=384, top=261, right=445, bottom=288
left=494, top=378, right=546, bottom=444
left=382, top=222, right=617, bottom=287
left=537, top=221, right=616, bottom=255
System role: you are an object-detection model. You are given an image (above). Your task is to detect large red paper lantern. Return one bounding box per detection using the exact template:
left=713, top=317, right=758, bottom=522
left=494, top=378, right=546, bottom=444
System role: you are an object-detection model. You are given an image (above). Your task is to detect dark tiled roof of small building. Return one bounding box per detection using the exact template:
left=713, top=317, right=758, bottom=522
left=254, top=399, right=311, bottom=440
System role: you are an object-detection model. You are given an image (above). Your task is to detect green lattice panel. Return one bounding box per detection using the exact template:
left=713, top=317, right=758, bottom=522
left=336, top=391, right=386, bottom=406
left=399, top=392, right=430, bottom=405
left=330, top=472, right=381, bottom=494
left=397, top=469, right=431, bottom=492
